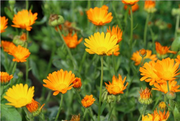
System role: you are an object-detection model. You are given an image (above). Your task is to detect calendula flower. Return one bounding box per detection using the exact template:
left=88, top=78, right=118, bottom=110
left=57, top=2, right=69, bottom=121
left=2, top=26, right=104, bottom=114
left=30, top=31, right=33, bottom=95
left=70, top=114, right=80, bottom=121
left=122, top=0, right=139, bottom=5
left=159, top=101, right=166, bottom=110
left=73, top=78, right=82, bottom=88
left=0, top=72, right=13, bottom=84
left=124, top=3, right=139, bottom=14
left=81, top=95, right=95, bottom=108
left=142, top=114, right=153, bottom=121
left=86, top=5, right=113, bottom=26
left=139, top=87, right=152, bottom=104
left=43, top=69, right=75, bottom=95
left=63, top=33, right=83, bottom=48
left=144, top=0, right=156, bottom=13
left=175, top=55, right=180, bottom=63
left=13, top=33, right=27, bottom=46
left=1, top=40, right=16, bottom=54
left=4, top=83, right=34, bottom=108
left=20, top=33, right=27, bottom=41
left=84, top=32, right=119, bottom=56
left=12, top=10, right=38, bottom=31
left=131, top=49, right=157, bottom=66
left=10, top=45, right=30, bottom=62
left=0, top=16, right=8, bottom=33
left=107, top=25, right=123, bottom=43
left=105, top=74, right=128, bottom=95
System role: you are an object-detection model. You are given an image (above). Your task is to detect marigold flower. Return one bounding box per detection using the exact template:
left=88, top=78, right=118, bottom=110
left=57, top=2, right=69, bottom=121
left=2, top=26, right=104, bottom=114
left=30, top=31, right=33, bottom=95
left=81, top=95, right=95, bottom=108
left=0, top=72, right=13, bottom=84
left=122, top=0, right=139, bottom=5
left=84, top=32, right=119, bottom=56
left=20, top=33, right=27, bottom=41
left=70, top=114, right=80, bottom=121
left=86, top=5, right=113, bottom=26
left=1, top=40, right=16, bottom=54
left=63, top=33, right=83, bottom=48
left=12, top=10, right=38, bottom=31
left=159, top=101, right=166, bottom=110
left=124, top=3, right=139, bottom=14
left=10, top=45, right=30, bottom=62
left=139, top=87, right=152, bottom=104
left=26, top=99, right=45, bottom=114
left=43, top=69, right=75, bottom=95
left=105, top=74, right=128, bottom=95
left=73, top=77, right=82, bottom=88
left=4, top=83, right=34, bottom=108
left=144, top=0, right=156, bottom=9
left=0, top=16, right=8, bottom=33
left=107, top=25, right=123, bottom=43
left=131, top=49, right=157, bottom=66
left=142, top=114, right=153, bottom=121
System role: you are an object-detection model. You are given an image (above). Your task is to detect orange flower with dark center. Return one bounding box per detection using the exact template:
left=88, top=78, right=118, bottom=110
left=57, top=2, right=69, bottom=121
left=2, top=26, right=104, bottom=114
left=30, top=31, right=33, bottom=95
left=81, top=95, right=95, bottom=108
left=155, top=42, right=176, bottom=56
left=0, top=72, right=13, bottom=84
left=1, top=40, right=16, bottom=54
left=122, top=0, right=139, bottom=5
left=175, top=55, right=180, bottom=63
left=124, top=3, right=139, bottom=14
left=73, top=77, right=82, bottom=88
left=139, top=87, right=151, bottom=100
left=26, top=99, right=45, bottom=113
left=63, top=33, right=83, bottom=48
left=12, top=10, right=38, bottom=31
left=107, top=25, right=123, bottom=43
left=105, top=74, right=128, bottom=95
left=0, top=16, right=8, bottom=33
left=86, top=5, right=113, bottom=26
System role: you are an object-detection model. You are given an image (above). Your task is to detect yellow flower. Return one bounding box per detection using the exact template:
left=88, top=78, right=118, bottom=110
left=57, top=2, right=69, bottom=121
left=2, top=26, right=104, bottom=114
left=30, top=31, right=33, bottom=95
left=43, top=69, right=75, bottom=95
left=107, top=25, right=123, bottom=43
left=4, top=83, right=34, bottom=108
left=84, top=32, right=119, bottom=56
left=63, top=33, right=83, bottom=48
left=81, top=95, right=95, bottom=108
left=122, top=0, right=139, bottom=5
left=86, top=5, right=113, bottom=26
left=175, top=55, right=180, bottom=64
left=73, top=77, right=82, bottom=88
left=142, top=114, right=153, bottom=121
left=26, top=99, right=45, bottom=114
left=0, top=16, right=8, bottom=33
left=105, top=74, right=128, bottom=95
left=1, top=40, right=16, bottom=54
left=0, top=72, right=13, bottom=84
left=139, top=87, right=152, bottom=104
left=12, top=10, right=38, bottom=31
left=159, top=101, right=166, bottom=110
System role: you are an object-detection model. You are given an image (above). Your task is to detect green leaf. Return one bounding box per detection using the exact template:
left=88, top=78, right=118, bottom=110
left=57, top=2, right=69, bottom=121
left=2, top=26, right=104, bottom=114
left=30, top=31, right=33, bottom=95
left=173, top=105, right=180, bottom=120
left=4, top=7, right=14, bottom=20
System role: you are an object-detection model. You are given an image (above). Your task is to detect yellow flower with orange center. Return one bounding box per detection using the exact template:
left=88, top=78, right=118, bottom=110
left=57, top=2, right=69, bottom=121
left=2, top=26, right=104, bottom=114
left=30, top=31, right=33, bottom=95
left=86, top=5, right=113, bottom=26
left=12, top=10, right=38, bottom=31
left=63, top=33, right=83, bottom=48
left=105, top=74, right=128, bottom=95
left=0, top=16, right=8, bottom=33
left=84, top=32, right=119, bottom=56
left=72, top=77, right=82, bottom=88
left=107, top=25, right=123, bottom=43
left=0, top=72, right=13, bottom=84
left=26, top=99, right=45, bottom=114
left=122, top=0, right=139, bottom=5
left=124, top=3, right=139, bottom=14
left=81, top=95, right=95, bottom=108
left=175, top=55, right=180, bottom=64
left=159, top=101, right=166, bottom=110
left=1, top=40, right=16, bottom=54
left=10, top=45, right=30, bottom=62
left=139, top=87, right=152, bottom=104
left=43, top=69, right=75, bottom=95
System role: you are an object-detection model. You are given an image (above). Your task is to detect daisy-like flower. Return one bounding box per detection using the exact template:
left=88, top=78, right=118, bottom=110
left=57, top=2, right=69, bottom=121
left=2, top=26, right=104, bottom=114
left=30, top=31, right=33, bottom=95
left=175, top=55, right=180, bottom=63
left=105, top=74, right=128, bottom=95
left=81, top=95, right=95, bottom=108
left=1, top=40, right=16, bottom=54
left=122, top=0, right=139, bottom=5
left=12, top=10, right=38, bottom=31
left=63, top=33, right=83, bottom=48
left=139, top=87, right=152, bottom=104
left=10, top=45, right=30, bottom=62
left=84, top=32, right=119, bottom=56
left=0, top=72, right=13, bottom=84
left=144, top=0, right=156, bottom=13
left=73, top=78, right=82, bottom=88
left=107, top=25, right=123, bottom=43
left=0, top=16, right=8, bottom=33
left=43, top=69, right=75, bottom=95
left=131, top=49, right=157, bottom=66
left=4, top=83, right=34, bottom=108
left=124, top=3, right=139, bottom=14
left=86, top=5, right=113, bottom=26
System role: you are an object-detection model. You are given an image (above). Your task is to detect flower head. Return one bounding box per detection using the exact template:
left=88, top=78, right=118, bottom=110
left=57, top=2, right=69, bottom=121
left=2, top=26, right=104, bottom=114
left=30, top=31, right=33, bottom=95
left=70, top=114, right=80, bottom=121
left=81, top=95, right=95, bottom=108
left=4, top=83, right=34, bottom=108
left=63, top=33, right=83, bottom=48
left=105, top=74, right=128, bottom=95
left=1, top=40, right=16, bottom=54
left=175, top=55, right=180, bottom=64
left=0, top=72, right=13, bottom=84
left=73, top=77, right=82, bottom=88
left=144, top=0, right=156, bottom=13
left=122, top=0, right=139, bottom=5
left=84, top=32, right=119, bottom=56
left=159, top=101, right=166, bottom=110
left=86, top=5, right=113, bottom=26
left=0, top=16, right=8, bottom=33
left=43, top=69, right=75, bottom=95
left=12, top=10, right=38, bottom=31
left=139, top=87, right=152, bottom=104
left=124, top=3, right=139, bottom=14
left=107, top=25, right=123, bottom=43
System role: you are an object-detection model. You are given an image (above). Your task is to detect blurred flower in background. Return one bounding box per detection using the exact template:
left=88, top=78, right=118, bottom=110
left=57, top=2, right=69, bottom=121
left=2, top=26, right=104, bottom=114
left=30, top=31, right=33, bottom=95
left=0, top=72, right=13, bottom=84
left=122, top=0, right=139, bottom=5
left=0, top=16, right=8, bottom=33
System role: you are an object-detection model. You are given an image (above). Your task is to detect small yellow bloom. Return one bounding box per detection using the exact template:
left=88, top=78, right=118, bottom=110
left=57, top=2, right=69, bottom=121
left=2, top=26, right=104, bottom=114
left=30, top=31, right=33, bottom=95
left=107, top=25, right=123, bottom=43
left=0, top=16, right=8, bottom=33
left=142, top=114, right=153, bottom=121
left=4, top=83, right=34, bottom=108
left=0, top=72, right=13, bottom=84
left=122, top=0, right=139, bottom=5
left=12, top=10, right=38, bottom=31
left=1, top=40, right=16, bottom=54
left=81, top=95, right=95, bottom=108
left=159, top=101, right=166, bottom=110
left=139, top=87, right=152, bottom=104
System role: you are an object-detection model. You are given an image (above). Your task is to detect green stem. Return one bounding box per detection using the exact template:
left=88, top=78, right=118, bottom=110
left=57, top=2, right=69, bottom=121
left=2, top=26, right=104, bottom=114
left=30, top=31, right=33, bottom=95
left=175, top=15, right=180, bottom=38
left=149, top=27, right=155, bottom=54
left=4, top=52, right=9, bottom=73
left=130, top=6, right=133, bottom=49
left=79, top=51, right=87, bottom=73
left=75, top=90, right=82, bottom=104
left=45, top=91, right=52, bottom=104
left=112, top=55, right=117, bottom=76
left=83, top=108, right=88, bottom=121
left=98, top=56, right=104, bottom=121
left=11, top=62, right=17, bottom=75
left=89, top=108, right=95, bottom=121
left=138, top=104, right=147, bottom=121
left=26, top=0, right=28, bottom=10
left=26, top=59, right=29, bottom=82
left=24, top=107, right=34, bottom=121
left=108, top=103, right=114, bottom=121
left=144, top=13, right=149, bottom=48
left=55, top=94, right=64, bottom=121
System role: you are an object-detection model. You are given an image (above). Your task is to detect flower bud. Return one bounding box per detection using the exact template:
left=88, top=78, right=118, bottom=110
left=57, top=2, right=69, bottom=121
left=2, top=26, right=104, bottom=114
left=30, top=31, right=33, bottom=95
left=49, top=14, right=64, bottom=27
left=172, top=8, right=180, bottom=16
left=159, top=101, right=166, bottom=110
left=18, top=71, right=23, bottom=78
left=73, top=78, right=82, bottom=89
left=166, top=91, right=176, bottom=100
left=138, top=88, right=153, bottom=105
left=171, top=30, right=180, bottom=51
left=107, top=95, right=116, bottom=103
left=13, top=33, right=27, bottom=47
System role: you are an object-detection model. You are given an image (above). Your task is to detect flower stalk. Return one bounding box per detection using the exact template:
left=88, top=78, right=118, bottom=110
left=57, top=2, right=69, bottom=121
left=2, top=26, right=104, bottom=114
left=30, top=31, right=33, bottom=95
left=144, top=13, right=149, bottom=48
left=55, top=94, right=64, bottom=121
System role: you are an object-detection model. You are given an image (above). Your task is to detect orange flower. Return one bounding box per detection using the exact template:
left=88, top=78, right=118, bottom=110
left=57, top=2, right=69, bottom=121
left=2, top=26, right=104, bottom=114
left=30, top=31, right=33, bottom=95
left=26, top=99, right=45, bottom=113
left=10, top=45, right=30, bottom=62
left=70, top=114, right=80, bottom=121
left=86, top=5, right=113, bottom=26
left=105, top=74, right=128, bottom=95
left=139, top=87, right=152, bottom=104
left=43, top=69, right=75, bottom=95
left=107, top=25, right=123, bottom=43
left=144, top=0, right=156, bottom=9
left=1, top=40, right=16, bottom=54
left=63, top=33, right=83, bottom=48
left=0, top=72, right=13, bottom=84
left=73, top=77, right=82, bottom=88
left=131, top=49, right=157, bottom=66
left=152, top=80, right=180, bottom=94
left=124, top=3, right=139, bottom=14
left=20, top=33, right=27, bottom=41
left=0, top=16, right=8, bottom=33
left=175, top=55, right=180, bottom=63
left=81, top=95, right=95, bottom=108
left=12, top=10, right=38, bottom=31
left=122, top=0, right=139, bottom=5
